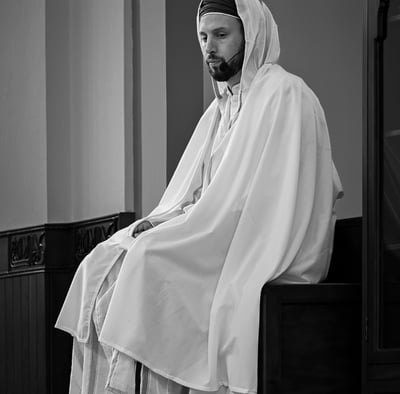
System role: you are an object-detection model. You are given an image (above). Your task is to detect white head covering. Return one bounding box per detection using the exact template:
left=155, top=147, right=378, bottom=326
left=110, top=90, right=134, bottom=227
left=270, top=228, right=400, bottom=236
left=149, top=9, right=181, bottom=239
left=197, top=0, right=280, bottom=96
left=234, top=0, right=280, bottom=89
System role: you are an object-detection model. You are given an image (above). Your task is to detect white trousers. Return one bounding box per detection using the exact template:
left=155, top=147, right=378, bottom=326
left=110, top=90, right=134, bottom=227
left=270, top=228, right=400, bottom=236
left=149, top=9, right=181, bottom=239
left=68, top=250, right=238, bottom=394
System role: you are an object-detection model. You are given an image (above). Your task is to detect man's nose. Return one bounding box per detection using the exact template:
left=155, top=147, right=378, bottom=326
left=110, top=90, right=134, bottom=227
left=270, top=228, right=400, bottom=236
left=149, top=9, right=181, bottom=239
left=205, top=38, right=216, bottom=54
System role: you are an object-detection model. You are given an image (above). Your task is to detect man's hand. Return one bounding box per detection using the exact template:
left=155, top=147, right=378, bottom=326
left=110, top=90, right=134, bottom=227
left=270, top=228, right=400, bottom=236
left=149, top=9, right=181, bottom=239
left=132, top=220, right=154, bottom=238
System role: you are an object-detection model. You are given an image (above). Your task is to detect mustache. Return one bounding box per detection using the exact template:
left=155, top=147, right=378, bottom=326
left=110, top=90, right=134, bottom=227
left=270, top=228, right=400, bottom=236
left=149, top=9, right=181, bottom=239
left=206, top=55, right=224, bottom=63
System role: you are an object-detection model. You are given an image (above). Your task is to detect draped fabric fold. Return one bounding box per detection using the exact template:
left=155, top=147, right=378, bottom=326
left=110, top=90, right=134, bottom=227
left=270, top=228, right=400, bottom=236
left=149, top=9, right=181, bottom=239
left=97, top=64, right=342, bottom=394
left=56, top=1, right=343, bottom=393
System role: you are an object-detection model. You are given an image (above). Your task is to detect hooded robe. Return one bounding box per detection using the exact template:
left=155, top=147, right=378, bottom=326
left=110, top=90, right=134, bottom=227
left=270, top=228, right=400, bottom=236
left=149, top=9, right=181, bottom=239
left=56, top=1, right=343, bottom=393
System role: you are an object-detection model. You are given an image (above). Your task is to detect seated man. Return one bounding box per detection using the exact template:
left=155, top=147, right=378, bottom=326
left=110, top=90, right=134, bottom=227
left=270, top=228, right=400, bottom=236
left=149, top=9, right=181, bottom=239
left=56, top=0, right=343, bottom=393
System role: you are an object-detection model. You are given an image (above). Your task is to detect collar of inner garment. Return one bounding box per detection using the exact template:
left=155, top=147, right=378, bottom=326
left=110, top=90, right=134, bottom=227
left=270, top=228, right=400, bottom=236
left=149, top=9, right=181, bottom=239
left=226, top=82, right=240, bottom=96
left=217, top=82, right=241, bottom=114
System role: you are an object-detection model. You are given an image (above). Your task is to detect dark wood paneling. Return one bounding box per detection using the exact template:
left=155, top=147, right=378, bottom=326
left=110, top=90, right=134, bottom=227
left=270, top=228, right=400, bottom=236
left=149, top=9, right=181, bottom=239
left=363, top=0, right=400, bottom=391
left=0, top=212, right=136, bottom=277
left=367, top=378, right=400, bottom=394
left=0, top=212, right=136, bottom=394
left=0, top=278, right=6, bottom=392
left=1, top=214, right=362, bottom=393
left=0, top=274, right=47, bottom=394
left=0, top=236, right=8, bottom=274
left=257, top=218, right=363, bottom=393
left=369, top=364, right=400, bottom=381
left=46, top=271, right=74, bottom=394
left=326, top=216, right=362, bottom=283
left=258, top=284, right=362, bottom=394
left=20, top=275, right=29, bottom=394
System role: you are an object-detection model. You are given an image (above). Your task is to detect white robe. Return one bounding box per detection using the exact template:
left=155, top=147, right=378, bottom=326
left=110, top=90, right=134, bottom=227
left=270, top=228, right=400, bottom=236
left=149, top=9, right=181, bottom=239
left=56, top=1, right=343, bottom=393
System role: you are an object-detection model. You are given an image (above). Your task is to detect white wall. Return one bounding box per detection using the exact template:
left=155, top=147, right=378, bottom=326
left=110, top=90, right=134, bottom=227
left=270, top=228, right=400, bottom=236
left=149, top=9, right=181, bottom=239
left=138, top=0, right=167, bottom=217
left=69, top=0, right=131, bottom=221
left=0, top=0, right=363, bottom=231
left=0, top=0, right=133, bottom=230
left=203, top=0, right=364, bottom=219
left=0, top=0, right=48, bottom=231
left=46, top=0, right=72, bottom=222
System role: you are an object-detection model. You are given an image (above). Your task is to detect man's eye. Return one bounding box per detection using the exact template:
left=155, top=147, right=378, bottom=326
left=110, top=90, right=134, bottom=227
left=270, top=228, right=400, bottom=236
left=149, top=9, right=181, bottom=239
left=217, top=33, right=226, bottom=38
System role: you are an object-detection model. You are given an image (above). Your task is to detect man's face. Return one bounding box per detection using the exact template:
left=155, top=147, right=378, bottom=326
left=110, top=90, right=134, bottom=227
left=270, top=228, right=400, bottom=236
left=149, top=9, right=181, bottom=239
left=198, top=14, right=244, bottom=82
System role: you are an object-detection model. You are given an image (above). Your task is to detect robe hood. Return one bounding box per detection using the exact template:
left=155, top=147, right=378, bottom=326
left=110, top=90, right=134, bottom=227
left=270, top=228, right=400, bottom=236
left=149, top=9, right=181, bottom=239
left=197, top=0, right=280, bottom=95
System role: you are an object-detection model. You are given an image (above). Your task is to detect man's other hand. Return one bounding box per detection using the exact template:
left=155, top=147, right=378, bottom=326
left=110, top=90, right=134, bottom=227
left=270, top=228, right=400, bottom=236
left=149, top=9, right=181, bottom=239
left=132, top=220, right=154, bottom=238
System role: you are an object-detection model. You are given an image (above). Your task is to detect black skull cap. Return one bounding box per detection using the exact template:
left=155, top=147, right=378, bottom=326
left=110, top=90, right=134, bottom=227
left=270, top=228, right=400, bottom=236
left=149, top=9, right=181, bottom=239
left=199, top=0, right=239, bottom=19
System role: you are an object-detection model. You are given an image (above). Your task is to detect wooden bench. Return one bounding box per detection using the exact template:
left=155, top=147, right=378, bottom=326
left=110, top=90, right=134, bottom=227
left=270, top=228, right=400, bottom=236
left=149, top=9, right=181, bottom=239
left=258, top=217, right=362, bottom=393
left=0, top=214, right=360, bottom=393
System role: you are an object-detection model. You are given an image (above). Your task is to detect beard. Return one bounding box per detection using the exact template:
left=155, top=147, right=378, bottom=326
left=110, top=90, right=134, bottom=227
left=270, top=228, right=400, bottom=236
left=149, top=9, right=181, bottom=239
left=206, top=50, right=244, bottom=82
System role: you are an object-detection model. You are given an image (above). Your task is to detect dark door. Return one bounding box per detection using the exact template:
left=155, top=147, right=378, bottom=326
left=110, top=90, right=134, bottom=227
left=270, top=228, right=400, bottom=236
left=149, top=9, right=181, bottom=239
left=364, top=0, right=400, bottom=392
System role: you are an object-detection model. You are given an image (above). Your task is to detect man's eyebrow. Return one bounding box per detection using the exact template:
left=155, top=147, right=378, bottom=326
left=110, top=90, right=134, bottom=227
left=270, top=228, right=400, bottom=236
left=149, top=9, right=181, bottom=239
left=199, top=26, right=230, bottom=35
left=213, top=27, right=229, bottom=33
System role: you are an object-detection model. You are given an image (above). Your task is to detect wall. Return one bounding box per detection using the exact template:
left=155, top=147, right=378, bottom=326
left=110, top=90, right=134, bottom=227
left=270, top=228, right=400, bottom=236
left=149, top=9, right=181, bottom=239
left=0, top=0, right=133, bottom=230
left=268, top=0, right=363, bottom=219
left=46, top=0, right=71, bottom=222
left=137, top=0, right=168, bottom=217
left=0, top=0, right=47, bottom=230
left=68, top=0, right=132, bottom=221
left=203, top=0, right=364, bottom=219
left=137, top=0, right=204, bottom=217
left=166, top=0, right=204, bottom=182
left=0, top=0, right=364, bottom=231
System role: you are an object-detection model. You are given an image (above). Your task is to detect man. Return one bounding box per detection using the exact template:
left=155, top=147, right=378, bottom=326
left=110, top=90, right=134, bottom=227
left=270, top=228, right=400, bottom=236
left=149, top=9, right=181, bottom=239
left=56, top=0, right=343, bottom=393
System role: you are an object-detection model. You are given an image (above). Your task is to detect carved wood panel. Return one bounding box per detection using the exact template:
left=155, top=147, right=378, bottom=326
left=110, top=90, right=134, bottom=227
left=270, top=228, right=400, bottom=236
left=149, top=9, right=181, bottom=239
left=0, top=212, right=136, bottom=394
